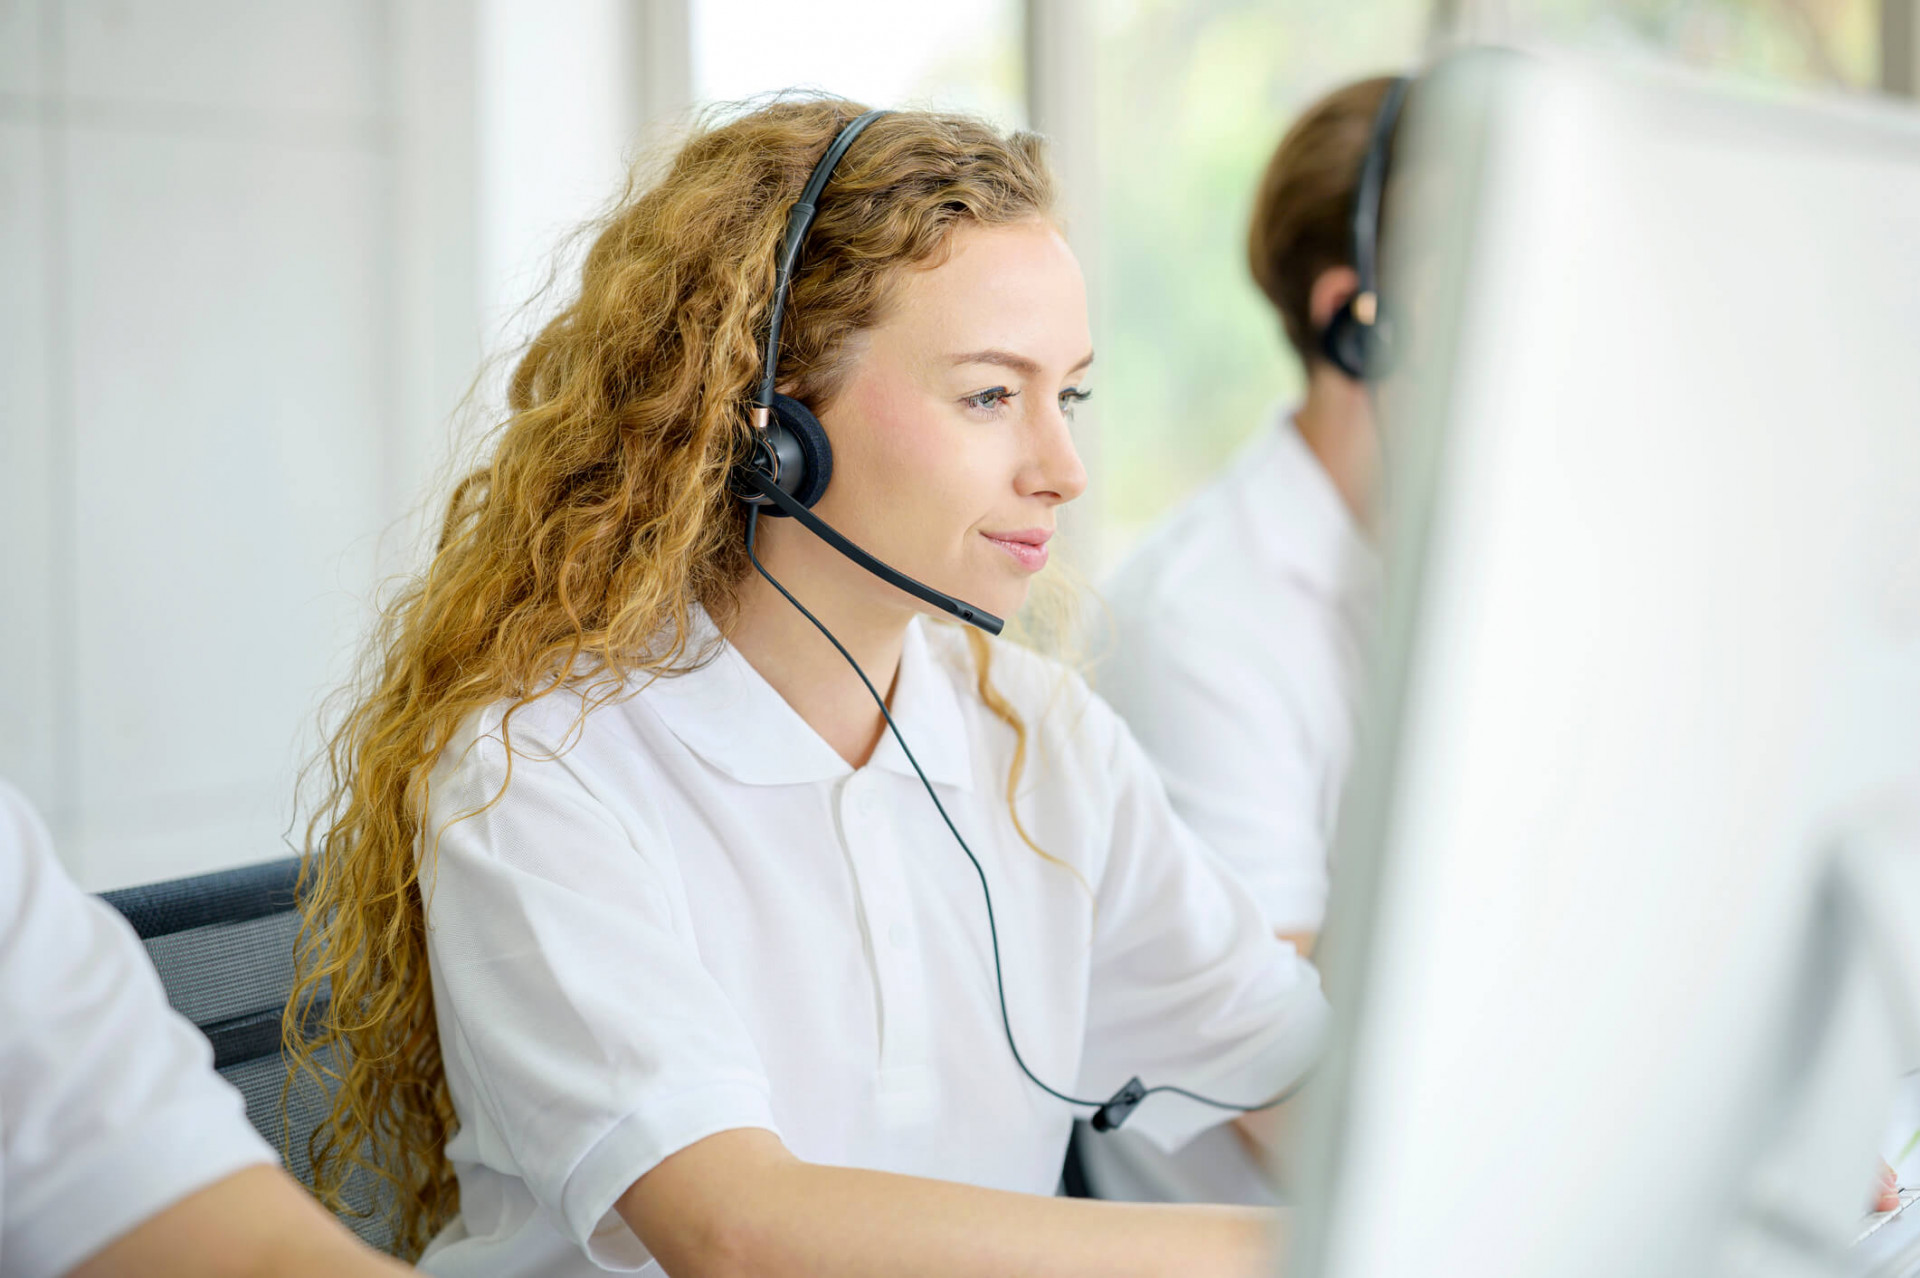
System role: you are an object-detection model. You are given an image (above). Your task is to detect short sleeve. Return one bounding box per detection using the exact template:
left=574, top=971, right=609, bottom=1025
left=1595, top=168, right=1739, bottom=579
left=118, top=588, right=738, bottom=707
left=421, top=716, right=780, bottom=1271
left=0, top=781, right=276, bottom=1278
left=1074, top=714, right=1329, bottom=1155
left=1101, top=585, right=1347, bottom=935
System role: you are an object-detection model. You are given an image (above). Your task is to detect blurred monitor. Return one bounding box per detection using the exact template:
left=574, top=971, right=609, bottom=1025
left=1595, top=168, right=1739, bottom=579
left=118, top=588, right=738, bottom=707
left=1288, top=51, right=1920, bottom=1278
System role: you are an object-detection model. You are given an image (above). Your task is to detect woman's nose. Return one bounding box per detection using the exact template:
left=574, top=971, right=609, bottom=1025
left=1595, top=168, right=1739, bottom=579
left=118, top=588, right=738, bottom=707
left=1020, top=401, right=1089, bottom=504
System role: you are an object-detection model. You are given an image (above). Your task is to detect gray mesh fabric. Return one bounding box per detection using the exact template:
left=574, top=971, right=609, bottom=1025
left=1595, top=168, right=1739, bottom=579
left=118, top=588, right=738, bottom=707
left=222, top=1048, right=394, bottom=1251
left=143, top=911, right=302, bottom=1027
left=98, top=858, right=399, bottom=1255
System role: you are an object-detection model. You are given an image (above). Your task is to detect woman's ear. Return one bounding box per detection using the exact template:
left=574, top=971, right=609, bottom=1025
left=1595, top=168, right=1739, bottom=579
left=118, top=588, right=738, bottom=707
left=1309, top=265, right=1362, bottom=331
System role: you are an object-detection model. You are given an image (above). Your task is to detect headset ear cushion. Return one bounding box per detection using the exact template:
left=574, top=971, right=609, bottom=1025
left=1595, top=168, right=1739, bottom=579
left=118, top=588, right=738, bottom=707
left=769, top=392, right=833, bottom=510
left=1319, top=303, right=1369, bottom=381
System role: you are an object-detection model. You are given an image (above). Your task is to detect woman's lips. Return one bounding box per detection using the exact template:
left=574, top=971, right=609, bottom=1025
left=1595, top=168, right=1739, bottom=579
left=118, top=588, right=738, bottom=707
left=981, top=529, right=1052, bottom=572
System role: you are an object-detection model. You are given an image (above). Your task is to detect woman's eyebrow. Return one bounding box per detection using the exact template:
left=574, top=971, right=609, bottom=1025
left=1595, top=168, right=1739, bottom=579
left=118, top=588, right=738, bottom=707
left=948, top=349, right=1097, bottom=376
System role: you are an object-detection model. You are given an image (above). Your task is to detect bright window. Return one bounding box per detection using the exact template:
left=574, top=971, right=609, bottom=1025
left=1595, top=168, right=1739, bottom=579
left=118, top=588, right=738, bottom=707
left=1091, top=1, right=1428, bottom=560
left=1492, top=0, right=1879, bottom=89
left=691, top=0, right=1025, bottom=124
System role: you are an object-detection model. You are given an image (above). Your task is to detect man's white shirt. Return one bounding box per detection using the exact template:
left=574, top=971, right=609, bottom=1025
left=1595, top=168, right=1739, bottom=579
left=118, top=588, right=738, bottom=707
left=414, top=609, right=1327, bottom=1276
left=1080, top=408, right=1379, bottom=1204
left=0, top=781, right=275, bottom=1278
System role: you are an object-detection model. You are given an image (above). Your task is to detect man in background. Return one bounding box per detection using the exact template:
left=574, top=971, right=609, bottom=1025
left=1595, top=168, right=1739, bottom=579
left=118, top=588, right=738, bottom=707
left=1080, top=74, right=1910, bottom=1219
left=1078, top=74, right=1401, bottom=1206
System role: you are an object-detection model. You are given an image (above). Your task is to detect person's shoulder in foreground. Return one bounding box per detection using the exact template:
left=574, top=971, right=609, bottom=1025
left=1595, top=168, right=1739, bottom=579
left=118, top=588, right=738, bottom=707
left=0, top=780, right=408, bottom=1277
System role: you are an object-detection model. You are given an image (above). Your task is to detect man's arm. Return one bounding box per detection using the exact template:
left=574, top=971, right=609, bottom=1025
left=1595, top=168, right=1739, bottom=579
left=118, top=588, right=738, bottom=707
left=1229, top=926, right=1317, bottom=1189
left=65, top=1165, right=410, bottom=1278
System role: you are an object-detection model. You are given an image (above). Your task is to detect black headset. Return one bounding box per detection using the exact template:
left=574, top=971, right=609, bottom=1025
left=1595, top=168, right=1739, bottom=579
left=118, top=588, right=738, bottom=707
left=1319, top=74, right=1411, bottom=382
left=735, top=107, right=1308, bottom=1134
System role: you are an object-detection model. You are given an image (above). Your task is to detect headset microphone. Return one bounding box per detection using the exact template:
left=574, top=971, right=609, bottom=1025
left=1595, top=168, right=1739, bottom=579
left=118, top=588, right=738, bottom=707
left=734, top=107, right=1306, bottom=1132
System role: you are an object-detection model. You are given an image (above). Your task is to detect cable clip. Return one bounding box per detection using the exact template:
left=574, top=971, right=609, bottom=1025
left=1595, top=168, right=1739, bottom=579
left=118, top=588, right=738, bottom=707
left=1090, top=1077, right=1148, bottom=1132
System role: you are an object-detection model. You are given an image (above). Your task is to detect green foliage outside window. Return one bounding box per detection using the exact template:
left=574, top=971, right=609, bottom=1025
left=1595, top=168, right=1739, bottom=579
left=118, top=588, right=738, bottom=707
left=1085, top=0, right=1876, bottom=567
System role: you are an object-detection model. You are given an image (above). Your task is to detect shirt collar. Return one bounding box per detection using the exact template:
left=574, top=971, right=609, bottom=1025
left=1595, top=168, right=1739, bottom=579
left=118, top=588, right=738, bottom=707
left=866, top=619, right=973, bottom=792
left=639, top=608, right=974, bottom=792
left=1239, top=404, right=1380, bottom=597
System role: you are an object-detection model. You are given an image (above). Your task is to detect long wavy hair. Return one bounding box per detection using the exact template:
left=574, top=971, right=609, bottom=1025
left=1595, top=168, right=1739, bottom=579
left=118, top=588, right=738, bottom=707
left=285, top=98, right=1065, bottom=1258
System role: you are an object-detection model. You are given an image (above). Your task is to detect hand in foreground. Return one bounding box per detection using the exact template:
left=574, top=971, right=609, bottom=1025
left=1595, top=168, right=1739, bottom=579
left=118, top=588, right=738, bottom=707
left=1873, top=1159, right=1901, bottom=1214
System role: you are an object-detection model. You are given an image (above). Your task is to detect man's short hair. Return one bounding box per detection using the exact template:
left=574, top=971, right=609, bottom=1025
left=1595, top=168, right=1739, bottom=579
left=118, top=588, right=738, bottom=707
left=1247, top=75, right=1401, bottom=368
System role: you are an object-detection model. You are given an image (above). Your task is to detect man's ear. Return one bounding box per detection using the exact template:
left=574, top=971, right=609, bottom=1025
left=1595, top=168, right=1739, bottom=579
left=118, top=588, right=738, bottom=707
left=1309, top=265, right=1362, bottom=331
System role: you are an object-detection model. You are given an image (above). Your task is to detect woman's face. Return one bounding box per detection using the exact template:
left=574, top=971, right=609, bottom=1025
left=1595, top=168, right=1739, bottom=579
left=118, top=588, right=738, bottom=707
left=809, top=218, right=1093, bottom=624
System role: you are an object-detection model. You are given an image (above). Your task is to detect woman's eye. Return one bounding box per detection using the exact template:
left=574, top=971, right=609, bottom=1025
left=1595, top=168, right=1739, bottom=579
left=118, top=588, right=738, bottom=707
left=962, top=386, right=1018, bottom=413
left=1059, top=386, right=1093, bottom=417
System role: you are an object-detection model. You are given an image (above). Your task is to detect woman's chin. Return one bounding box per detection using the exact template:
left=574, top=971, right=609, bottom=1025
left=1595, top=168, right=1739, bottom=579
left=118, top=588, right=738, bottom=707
left=888, top=554, right=1033, bottom=630
left=972, top=576, right=1033, bottom=624
left=907, top=572, right=1023, bottom=628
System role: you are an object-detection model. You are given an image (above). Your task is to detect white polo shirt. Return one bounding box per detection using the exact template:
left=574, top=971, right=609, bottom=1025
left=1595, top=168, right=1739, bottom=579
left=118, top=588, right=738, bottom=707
left=416, top=611, right=1328, bottom=1276
left=1080, top=408, right=1379, bottom=1207
left=1099, top=408, right=1379, bottom=936
left=0, top=781, right=276, bottom=1278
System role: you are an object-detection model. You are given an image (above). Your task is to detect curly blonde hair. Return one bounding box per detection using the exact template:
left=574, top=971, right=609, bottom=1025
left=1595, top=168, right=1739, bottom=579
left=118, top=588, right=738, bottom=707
left=285, top=98, right=1062, bottom=1258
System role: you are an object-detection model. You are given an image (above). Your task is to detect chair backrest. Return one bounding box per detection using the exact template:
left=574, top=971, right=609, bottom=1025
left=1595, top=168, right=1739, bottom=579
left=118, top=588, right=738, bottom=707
left=99, top=859, right=393, bottom=1252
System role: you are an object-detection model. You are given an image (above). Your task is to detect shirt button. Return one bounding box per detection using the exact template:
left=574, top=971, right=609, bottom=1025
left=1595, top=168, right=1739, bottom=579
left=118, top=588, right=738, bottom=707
left=888, top=922, right=911, bottom=950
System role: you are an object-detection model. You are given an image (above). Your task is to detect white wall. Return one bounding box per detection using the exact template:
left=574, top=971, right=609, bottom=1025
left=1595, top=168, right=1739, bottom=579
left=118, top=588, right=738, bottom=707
left=1, top=0, right=481, bottom=890
left=0, top=0, right=682, bottom=891
left=478, top=0, right=648, bottom=359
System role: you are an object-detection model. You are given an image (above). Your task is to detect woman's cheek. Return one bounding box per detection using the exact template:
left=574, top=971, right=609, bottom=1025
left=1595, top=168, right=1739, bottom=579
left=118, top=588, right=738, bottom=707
left=842, top=378, right=934, bottom=476
left=878, top=403, right=978, bottom=508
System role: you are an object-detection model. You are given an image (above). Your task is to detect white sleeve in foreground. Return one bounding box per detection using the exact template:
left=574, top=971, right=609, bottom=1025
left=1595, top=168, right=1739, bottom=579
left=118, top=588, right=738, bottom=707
left=1075, top=718, right=1330, bottom=1155
left=422, top=726, right=781, bottom=1271
left=0, top=781, right=275, bottom=1278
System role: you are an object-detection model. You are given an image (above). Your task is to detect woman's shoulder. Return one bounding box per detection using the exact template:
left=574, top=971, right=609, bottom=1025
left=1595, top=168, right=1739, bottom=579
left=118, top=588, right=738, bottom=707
left=432, top=670, right=656, bottom=793
left=419, top=677, right=681, bottom=875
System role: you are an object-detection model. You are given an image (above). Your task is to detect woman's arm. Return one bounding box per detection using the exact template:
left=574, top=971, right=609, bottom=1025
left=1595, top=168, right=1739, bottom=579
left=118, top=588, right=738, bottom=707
left=618, top=1128, right=1278, bottom=1278
left=66, top=1165, right=410, bottom=1278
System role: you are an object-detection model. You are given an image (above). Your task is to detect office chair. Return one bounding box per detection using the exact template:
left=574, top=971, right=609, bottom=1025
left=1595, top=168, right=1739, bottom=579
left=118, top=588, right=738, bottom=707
left=99, top=857, right=392, bottom=1251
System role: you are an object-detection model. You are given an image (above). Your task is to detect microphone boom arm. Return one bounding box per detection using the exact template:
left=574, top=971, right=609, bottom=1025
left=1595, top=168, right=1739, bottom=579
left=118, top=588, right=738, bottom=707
left=737, top=466, right=1006, bottom=636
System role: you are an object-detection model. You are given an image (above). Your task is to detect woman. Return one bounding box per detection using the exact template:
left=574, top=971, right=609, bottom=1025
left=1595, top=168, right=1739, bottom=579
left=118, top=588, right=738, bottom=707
left=289, top=99, right=1326, bottom=1277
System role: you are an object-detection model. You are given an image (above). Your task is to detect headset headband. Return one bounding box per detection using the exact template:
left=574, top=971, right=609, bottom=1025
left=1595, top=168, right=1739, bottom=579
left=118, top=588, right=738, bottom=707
left=754, top=109, right=892, bottom=425
left=1349, top=76, right=1411, bottom=328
